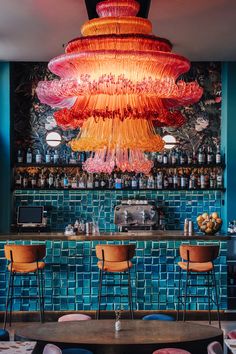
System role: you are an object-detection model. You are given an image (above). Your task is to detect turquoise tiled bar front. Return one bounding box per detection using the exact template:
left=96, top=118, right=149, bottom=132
left=0, top=239, right=227, bottom=312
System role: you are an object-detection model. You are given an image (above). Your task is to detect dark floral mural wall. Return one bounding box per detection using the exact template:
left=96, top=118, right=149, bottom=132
left=161, top=62, right=221, bottom=152
left=12, top=62, right=221, bottom=157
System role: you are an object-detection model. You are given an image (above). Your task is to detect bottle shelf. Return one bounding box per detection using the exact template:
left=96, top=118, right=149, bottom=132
left=13, top=187, right=226, bottom=192
left=14, top=162, right=226, bottom=169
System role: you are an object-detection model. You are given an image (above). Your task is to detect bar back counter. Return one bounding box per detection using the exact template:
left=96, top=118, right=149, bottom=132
left=0, top=232, right=229, bottom=314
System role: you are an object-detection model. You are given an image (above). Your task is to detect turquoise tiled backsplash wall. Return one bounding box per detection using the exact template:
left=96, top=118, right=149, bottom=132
left=0, top=239, right=227, bottom=311
left=13, top=190, right=223, bottom=232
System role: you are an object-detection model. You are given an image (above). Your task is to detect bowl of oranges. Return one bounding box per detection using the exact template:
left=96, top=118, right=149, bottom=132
left=197, top=212, right=222, bottom=235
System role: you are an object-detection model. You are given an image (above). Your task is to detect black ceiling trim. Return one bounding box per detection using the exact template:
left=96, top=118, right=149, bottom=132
left=84, top=0, right=152, bottom=20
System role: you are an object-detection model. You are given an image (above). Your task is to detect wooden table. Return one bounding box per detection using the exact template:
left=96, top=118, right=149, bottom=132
left=0, top=341, right=36, bottom=353
left=15, top=320, right=223, bottom=354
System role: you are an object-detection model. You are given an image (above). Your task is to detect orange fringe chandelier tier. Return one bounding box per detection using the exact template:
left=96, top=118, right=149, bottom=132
left=36, top=0, right=203, bottom=174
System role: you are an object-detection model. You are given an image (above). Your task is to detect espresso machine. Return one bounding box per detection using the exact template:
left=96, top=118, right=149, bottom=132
left=114, top=199, right=165, bottom=232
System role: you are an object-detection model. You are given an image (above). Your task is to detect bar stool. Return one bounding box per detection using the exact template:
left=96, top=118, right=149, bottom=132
left=95, top=244, right=135, bottom=319
left=177, top=245, right=220, bottom=327
left=207, top=341, right=223, bottom=354
left=58, top=314, right=92, bottom=322
left=153, top=349, right=191, bottom=354
left=4, top=244, right=46, bottom=328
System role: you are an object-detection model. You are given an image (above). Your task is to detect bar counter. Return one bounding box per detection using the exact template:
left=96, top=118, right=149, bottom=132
left=0, top=230, right=230, bottom=241
left=0, top=231, right=228, bottom=312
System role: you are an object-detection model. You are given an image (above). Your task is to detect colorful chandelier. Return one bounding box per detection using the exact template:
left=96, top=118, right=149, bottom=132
left=36, top=0, right=203, bottom=174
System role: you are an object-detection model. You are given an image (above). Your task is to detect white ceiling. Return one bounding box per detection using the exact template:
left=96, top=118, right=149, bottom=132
left=0, top=0, right=235, bottom=62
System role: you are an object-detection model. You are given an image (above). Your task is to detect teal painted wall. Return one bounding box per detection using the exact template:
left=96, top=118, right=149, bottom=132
left=221, top=62, right=236, bottom=231
left=0, top=63, right=11, bottom=233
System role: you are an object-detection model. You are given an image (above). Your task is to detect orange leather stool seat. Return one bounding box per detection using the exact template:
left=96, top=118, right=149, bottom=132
left=8, top=261, right=45, bottom=273
left=97, top=260, right=132, bottom=272
left=4, top=244, right=46, bottom=328
left=178, top=261, right=213, bottom=272
left=96, top=244, right=135, bottom=319
left=177, top=244, right=220, bottom=328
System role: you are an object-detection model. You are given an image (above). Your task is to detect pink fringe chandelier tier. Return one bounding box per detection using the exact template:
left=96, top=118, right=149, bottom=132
left=36, top=0, right=203, bottom=174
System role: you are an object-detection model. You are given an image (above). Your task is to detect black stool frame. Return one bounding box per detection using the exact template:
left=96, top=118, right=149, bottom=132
left=177, top=249, right=221, bottom=328
left=4, top=249, right=45, bottom=329
left=97, top=249, right=134, bottom=320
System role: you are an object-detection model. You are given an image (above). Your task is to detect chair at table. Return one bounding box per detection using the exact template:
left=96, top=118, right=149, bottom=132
left=95, top=244, right=135, bottom=319
left=142, top=313, right=175, bottom=321
left=177, top=244, right=221, bottom=328
left=227, top=329, right=236, bottom=338
left=43, top=343, right=93, bottom=354
left=58, top=314, right=92, bottom=322
left=0, top=329, right=9, bottom=341
left=4, top=244, right=46, bottom=328
left=152, top=349, right=191, bottom=354
left=207, top=341, right=223, bottom=354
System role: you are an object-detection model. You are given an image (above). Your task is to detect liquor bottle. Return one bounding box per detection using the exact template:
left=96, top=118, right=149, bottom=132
left=157, top=152, right=163, bottom=164
left=163, top=174, right=169, bottom=189
left=71, top=175, right=78, bottom=189
left=115, top=174, right=122, bottom=189
left=100, top=174, right=106, bottom=189
left=54, top=174, right=61, bottom=188
left=94, top=174, right=100, bottom=189
left=197, top=147, right=205, bottom=164
left=48, top=172, right=54, bottom=188
left=204, top=169, right=210, bottom=188
left=79, top=152, right=85, bottom=163
left=35, top=149, right=42, bottom=164
left=156, top=171, right=163, bottom=190
left=163, top=151, right=168, bottom=165
left=180, top=170, right=187, bottom=189
left=189, top=171, right=196, bottom=189
left=173, top=170, right=179, bottom=189
left=26, top=148, right=32, bottom=164
left=216, top=145, right=221, bottom=164
left=23, top=173, right=28, bottom=188
left=206, top=146, right=213, bottom=164
left=15, top=171, right=22, bottom=188
left=168, top=170, right=173, bottom=189
left=63, top=150, right=69, bottom=164
left=17, top=149, right=23, bottom=163
left=147, top=175, right=155, bottom=189
left=131, top=175, right=138, bottom=189
left=124, top=175, right=131, bottom=189
left=139, top=174, right=145, bottom=189
left=31, top=173, right=37, bottom=188
left=171, top=149, right=177, bottom=165
left=200, top=170, right=205, bottom=189
left=180, top=150, right=187, bottom=165
left=53, top=150, right=59, bottom=164
left=63, top=173, right=69, bottom=189
left=45, top=150, right=51, bottom=164
left=38, top=173, right=45, bottom=188
left=187, top=152, right=193, bottom=165
left=87, top=174, right=94, bottom=189
left=216, top=169, right=223, bottom=188
left=69, top=152, right=77, bottom=164
left=108, top=175, right=114, bottom=189
left=210, top=171, right=216, bottom=189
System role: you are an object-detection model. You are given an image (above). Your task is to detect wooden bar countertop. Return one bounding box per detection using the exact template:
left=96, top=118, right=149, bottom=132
left=0, top=231, right=230, bottom=241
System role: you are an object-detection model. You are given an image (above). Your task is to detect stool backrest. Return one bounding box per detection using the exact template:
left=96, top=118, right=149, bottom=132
left=96, top=244, right=135, bottom=262
left=179, top=245, right=219, bottom=263
left=207, top=341, right=223, bottom=354
left=4, top=244, right=46, bottom=263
